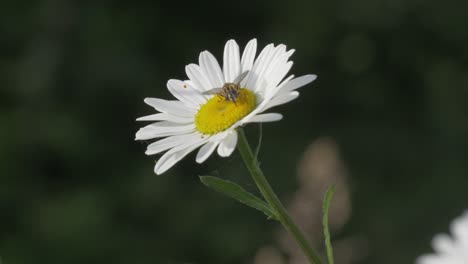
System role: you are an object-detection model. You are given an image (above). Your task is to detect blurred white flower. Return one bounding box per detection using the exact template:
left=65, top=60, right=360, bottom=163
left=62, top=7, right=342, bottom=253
left=416, top=211, right=468, bottom=264
left=135, top=39, right=316, bottom=174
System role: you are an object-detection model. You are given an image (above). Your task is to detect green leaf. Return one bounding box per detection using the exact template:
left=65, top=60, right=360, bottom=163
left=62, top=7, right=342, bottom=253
left=199, top=176, right=278, bottom=220
left=254, top=123, right=263, bottom=161
left=323, top=185, right=336, bottom=264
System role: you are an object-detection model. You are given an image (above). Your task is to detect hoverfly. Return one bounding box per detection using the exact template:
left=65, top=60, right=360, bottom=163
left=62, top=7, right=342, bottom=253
left=203, top=71, right=249, bottom=104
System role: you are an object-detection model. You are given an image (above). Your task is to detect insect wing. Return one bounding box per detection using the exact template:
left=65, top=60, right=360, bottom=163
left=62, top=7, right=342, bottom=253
left=202, top=87, right=223, bottom=95
left=233, top=71, right=249, bottom=85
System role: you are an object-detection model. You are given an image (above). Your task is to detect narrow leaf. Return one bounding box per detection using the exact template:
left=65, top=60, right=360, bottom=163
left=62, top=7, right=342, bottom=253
left=254, top=123, right=263, bottom=161
left=200, top=175, right=278, bottom=220
left=323, top=185, right=336, bottom=264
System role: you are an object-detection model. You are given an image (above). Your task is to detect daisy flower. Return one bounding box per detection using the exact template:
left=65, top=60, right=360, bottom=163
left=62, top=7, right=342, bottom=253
left=135, top=39, right=317, bottom=174
left=416, top=211, right=468, bottom=264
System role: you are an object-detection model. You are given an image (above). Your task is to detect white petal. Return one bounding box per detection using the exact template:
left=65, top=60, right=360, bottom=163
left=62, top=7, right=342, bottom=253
left=451, top=212, right=468, bottom=248
left=240, top=39, right=257, bottom=73
left=248, top=74, right=295, bottom=114
left=264, top=61, right=294, bottom=99
left=136, top=113, right=193, bottom=123
left=258, top=47, right=294, bottom=93
left=265, top=74, right=295, bottom=102
left=252, top=45, right=287, bottom=93
left=263, top=91, right=299, bottom=111
left=432, top=234, right=456, bottom=254
left=135, top=122, right=195, bottom=140
left=199, top=51, right=224, bottom=88
left=245, top=44, right=274, bottom=91
left=416, top=255, right=446, bottom=264
left=243, top=113, right=283, bottom=124
left=144, top=98, right=195, bottom=117
left=167, top=79, right=206, bottom=107
left=196, top=140, right=219, bottom=163
left=154, top=137, right=208, bottom=175
left=244, top=75, right=294, bottom=117
left=184, top=80, right=195, bottom=87
left=185, top=64, right=213, bottom=92
left=217, top=131, right=238, bottom=157
left=223, top=40, right=241, bottom=82
left=266, top=50, right=295, bottom=85
left=145, top=133, right=198, bottom=155
left=280, top=74, right=317, bottom=93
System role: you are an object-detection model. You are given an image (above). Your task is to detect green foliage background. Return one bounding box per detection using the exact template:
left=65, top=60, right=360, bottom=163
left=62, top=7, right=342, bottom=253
left=1, top=0, right=468, bottom=263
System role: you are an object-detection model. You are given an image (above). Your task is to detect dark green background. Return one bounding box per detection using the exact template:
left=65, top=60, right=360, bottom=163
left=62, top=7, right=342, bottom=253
left=1, top=0, right=467, bottom=263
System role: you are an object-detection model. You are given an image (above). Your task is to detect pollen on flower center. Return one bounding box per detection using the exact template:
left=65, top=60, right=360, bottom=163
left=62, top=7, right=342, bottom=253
left=195, top=88, right=256, bottom=134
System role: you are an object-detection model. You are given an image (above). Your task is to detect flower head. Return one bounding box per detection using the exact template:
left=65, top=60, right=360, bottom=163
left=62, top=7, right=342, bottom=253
left=416, top=211, right=468, bottom=264
left=135, top=39, right=316, bottom=174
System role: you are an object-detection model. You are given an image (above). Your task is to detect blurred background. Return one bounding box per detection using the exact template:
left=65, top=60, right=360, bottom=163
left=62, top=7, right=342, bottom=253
left=1, top=0, right=468, bottom=263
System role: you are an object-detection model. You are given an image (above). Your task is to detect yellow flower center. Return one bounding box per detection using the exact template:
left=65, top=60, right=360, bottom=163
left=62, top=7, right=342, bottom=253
left=195, top=88, right=256, bottom=134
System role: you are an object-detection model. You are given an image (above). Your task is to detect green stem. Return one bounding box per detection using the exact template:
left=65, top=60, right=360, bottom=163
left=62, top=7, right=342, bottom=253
left=237, top=128, right=323, bottom=264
